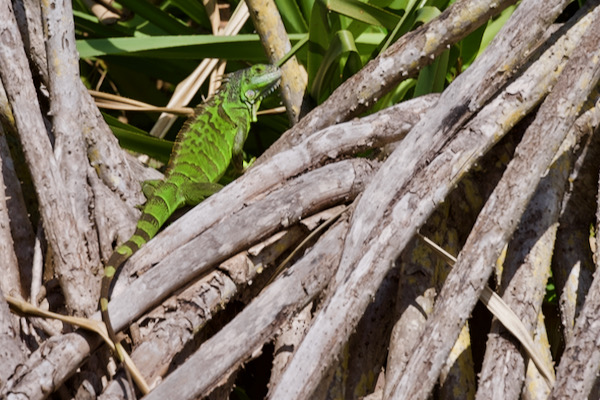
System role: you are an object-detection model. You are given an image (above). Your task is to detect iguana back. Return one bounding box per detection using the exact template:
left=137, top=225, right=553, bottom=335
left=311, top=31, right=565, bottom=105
left=99, top=64, right=281, bottom=391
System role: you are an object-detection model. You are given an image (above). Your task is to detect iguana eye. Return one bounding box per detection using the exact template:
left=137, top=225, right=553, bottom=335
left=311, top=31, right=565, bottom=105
left=245, top=89, right=256, bottom=99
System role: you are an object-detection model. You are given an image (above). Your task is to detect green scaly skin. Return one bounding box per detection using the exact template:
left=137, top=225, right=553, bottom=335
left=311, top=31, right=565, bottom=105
left=100, top=64, right=281, bottom=380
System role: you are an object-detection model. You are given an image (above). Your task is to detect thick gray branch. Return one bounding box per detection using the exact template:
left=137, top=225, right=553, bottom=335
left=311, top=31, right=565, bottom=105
left=551, top=95, right=600, bottom=400
left=0, top=0, right=90, bottom=314
left=106, top=158, right=376, bottom=334
left=389, top=9, right=600, bottom=398
left=42, top=0, right=99, bottom=314
left=0, top=131, right=21, bottom=297
left=100, top=220, right=317, bottom=397
left=268, top=0, right=575, bottom=397
left=0, top=289, right=25, bottom=391
left=258, top=0, right=520, bottom=161
left=143, top=215, right=350, bottom=400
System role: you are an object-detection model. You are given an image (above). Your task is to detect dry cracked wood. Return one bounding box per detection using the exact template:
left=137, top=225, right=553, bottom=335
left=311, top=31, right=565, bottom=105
left=4, top=0, right=600, bottom=398
left=268, top=0, right=575, bottom=398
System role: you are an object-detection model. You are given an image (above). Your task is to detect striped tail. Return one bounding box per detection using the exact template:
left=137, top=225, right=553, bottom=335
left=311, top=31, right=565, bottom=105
left=100, top=228, right=149, bottom=353
left=100, top=192, right=173, bottom=358
left=99, top=223, right=156, bottom=394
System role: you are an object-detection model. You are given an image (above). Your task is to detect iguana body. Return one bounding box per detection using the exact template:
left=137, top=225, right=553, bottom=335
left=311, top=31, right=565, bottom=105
left=99, top=64, right=281, bottom=390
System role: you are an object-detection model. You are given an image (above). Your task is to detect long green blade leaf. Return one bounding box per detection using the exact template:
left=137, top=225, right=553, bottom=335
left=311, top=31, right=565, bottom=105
left=103, top=113, right=173, bottom=163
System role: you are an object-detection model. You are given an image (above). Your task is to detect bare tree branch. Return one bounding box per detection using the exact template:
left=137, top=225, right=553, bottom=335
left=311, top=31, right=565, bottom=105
left=258, top=0, right=521, bottom=161
left=474, top=104, right=600, bottom=400
left=130, top=94, right=438, bottom=274
left=142, top=214, right=351, bottom=400
left=0, top=88, right=435, bottom=400
left=550, top=101, right=600, bottom=399
left=106, top=158, right=377, bottom=335
left=389, top=8, right=600, bottom=398
left=0, top=289, right=25, bottom=392
left=3, top=330, right=99, bottom=399
left=100, top=215, right=324, bottom=397
left=0, top=130, right=22, bottom=298
left=552, top=110, right=600, bottom=342
left=246, top=0, right=308, bottom=123
left=268, top=0, right=576, bottom=397
left=0, top=0, right=92, bottom=315
left=42, top=0, right=102, bottom=314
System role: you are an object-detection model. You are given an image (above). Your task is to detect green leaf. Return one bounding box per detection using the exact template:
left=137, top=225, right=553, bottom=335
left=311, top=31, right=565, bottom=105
left=119, top=0, right=193, bottom=35
left=310, top=30, right=362, bottom=102
left=307, top=1, right=333, bottom=85
left=324, top=0, right=401, bottom=30
left=413, top=49, right=449, bottom=96
left=370, top=79, right=416, bottom=112
left=103, top=113, right=173, bottom=163
left=166, top=0, right=210, bottom=27
left=424, top=0, right=451, bottom=9
left=275, top=0, right=309, bottom=32
left=457, top=23, right=487, bottom=69
left=298, top=0, right=316, bottom=21
left=476, top=5, right=517, bottom=58
left=117, top=0, right=193, bottom=35
left=412, top=6, right=441, bottom=27
left=380, top=0, right=419, bottom=52
left=77, top=34, right=275, bottom=60
left=278, top=34, right=309, bottom=67
left=73, top=10, right=136, bottom=37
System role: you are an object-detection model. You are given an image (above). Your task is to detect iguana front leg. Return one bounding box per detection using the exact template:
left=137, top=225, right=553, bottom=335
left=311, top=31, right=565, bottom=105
left=232, top=122, right=250, bottom=173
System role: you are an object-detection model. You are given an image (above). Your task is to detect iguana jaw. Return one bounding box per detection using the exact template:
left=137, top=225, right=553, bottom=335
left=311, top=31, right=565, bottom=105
left=252, top=77, right=281, bottom=120
left=253, top=68, right=282, bottom=100
left=246, top=66, right=282, bottom=121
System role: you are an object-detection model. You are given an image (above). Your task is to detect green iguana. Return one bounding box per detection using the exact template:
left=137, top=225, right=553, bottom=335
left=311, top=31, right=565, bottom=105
left=100, top=64, right=281, bottom=391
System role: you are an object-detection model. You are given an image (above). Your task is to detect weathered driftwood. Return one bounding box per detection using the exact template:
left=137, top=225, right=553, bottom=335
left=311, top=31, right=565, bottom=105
left=259, top=0, right=520, bottom=161
left=143, top=216, right=351, bottom=400
left=3, top=0, right=600, bottom=398
left=268, top=0, right=576, bottom=397
left=389, top=10, right=600, bottom=399
left=550, top=103, right=600, bottom=399
left=100, top=208, right=341, bottom=397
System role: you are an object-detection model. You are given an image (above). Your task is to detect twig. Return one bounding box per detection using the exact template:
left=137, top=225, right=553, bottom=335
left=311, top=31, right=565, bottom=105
left=5, top=295, right=150, bottom=393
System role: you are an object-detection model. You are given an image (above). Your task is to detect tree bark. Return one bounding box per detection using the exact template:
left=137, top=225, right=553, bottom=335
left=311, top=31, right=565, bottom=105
left=269, top=0, right=575, bottom=397
left=2, top=0, right=600, bottom=398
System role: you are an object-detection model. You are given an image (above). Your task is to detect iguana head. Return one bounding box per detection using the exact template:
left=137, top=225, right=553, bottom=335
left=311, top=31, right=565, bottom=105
left=233, top=64, right=281, bottom=122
